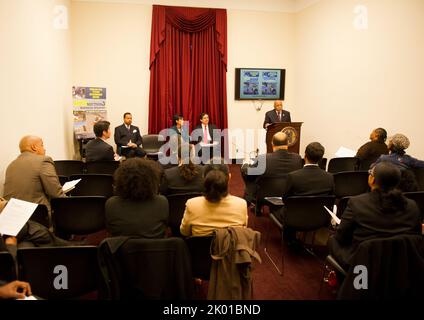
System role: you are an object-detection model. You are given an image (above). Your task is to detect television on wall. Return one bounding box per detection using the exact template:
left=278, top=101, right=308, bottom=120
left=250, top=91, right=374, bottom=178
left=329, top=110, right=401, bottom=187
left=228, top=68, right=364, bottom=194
left=235, top=68, right=285, bottom=100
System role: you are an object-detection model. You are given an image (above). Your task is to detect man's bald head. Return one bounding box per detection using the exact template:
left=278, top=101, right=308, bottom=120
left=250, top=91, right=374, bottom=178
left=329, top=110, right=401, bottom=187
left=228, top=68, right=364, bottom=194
left=272, top=132, right=288, bottom=151
left=19, top=135, right=46, bottom=155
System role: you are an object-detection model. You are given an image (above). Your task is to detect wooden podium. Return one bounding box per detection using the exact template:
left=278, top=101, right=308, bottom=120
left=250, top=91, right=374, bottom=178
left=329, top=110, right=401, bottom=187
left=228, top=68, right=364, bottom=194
left=266, top=122, right=303, bottom=154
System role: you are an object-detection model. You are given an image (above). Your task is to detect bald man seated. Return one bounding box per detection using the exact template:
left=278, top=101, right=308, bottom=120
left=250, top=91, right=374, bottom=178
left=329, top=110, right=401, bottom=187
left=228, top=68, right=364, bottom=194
left=3, top=135, right=65, bottom=215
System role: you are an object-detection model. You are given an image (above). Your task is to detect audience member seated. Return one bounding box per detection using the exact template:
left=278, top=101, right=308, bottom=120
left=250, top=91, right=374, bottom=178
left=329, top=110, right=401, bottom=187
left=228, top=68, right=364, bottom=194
left=168, top=114, right=189, bottom=143
left=114, top=112, right=146, bottom=158
left=160, top=144, right=204, bottom=195
left=328, top=162, right=422, bottom=269
left=241, top=132, right=302, bottom=203
left=374, top=133, right=424, bottom=169
left=180, top=163, right=248, bottom=237
left=3, top=135, right=65, bottom=214
left=85, top=121, right=120, bottom=162
left=374, top=133, right=424, bottom=191
left=273, top=142, right=335, bottom=245
left=356, top=128, right=389, bottom=166
left=105, top=158, right=169, bottom=238
left=0, top=198, right=78, bottom=261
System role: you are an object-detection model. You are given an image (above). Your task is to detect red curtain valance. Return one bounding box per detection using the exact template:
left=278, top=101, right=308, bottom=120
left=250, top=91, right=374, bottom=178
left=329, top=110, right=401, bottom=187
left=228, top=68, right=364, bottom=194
left=149, top=5, right=227, bottom=69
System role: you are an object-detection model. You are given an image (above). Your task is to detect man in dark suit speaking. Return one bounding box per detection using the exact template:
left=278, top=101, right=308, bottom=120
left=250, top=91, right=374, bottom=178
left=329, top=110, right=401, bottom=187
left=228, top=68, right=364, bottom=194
left=263, top=100, right=291, bottom=129
left=114, top=112, right=146, bottom=158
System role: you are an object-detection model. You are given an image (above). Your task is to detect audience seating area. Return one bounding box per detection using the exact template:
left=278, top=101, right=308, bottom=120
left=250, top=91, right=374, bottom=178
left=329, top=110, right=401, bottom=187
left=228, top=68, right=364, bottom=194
left=1, top=158, right=423, bottom=300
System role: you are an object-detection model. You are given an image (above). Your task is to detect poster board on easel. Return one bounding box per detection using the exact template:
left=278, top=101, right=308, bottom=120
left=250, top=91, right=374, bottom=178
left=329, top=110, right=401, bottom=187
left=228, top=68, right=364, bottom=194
left=72, top=86, right=107, bottom=158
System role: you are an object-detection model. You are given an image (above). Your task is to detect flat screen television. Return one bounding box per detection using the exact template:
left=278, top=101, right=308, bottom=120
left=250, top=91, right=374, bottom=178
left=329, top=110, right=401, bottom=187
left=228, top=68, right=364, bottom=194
left=235, top=68, right=285, bottom=100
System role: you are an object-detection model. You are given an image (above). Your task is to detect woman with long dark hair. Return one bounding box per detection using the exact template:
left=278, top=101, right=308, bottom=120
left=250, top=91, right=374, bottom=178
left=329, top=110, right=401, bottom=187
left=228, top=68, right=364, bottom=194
left=179, top=163, right=248, bottom=237
left=329, top=161, right=422, bottom=268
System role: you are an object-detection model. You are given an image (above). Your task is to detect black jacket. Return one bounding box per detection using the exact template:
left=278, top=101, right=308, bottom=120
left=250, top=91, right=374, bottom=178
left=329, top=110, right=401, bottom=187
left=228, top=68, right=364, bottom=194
left=242, top=149, right=302, bottom=178
left=105, top=195, right=169, bottom=238
left=160, top=165, right=204, bottom=195
left=263, top=109, right=291, bottom=129
left=283, top=165, right=334, bottom=200
left=114, top=124, right=143, bottom=149
left=335, top=192, right=422, bottom=247
left=85, top=138, right=115, bottom=162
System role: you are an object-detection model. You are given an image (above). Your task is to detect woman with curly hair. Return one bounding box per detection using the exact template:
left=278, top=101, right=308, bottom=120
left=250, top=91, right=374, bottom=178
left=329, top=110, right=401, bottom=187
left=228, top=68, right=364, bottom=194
left=105, top=158, right=169, bottom=238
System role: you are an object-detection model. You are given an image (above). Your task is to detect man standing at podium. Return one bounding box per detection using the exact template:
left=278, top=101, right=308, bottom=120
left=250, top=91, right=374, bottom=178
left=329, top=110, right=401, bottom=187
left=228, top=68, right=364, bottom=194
left=263, top=100, right=291, bottom=129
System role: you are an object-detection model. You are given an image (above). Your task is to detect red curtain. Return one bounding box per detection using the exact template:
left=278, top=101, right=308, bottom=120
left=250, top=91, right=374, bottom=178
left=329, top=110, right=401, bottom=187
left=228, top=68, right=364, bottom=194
left=148, top=5, right=228, bottom=134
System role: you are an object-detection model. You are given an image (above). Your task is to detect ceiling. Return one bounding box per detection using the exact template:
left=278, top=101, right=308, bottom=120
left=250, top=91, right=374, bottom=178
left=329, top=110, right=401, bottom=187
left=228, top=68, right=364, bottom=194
left=71, top=0, right=322, bottom=13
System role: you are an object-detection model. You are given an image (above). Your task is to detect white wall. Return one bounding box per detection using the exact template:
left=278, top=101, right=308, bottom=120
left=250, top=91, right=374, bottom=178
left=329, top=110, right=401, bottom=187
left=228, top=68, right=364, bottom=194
left=71, top=1, right=152, bottom=149
left=0, top=0, right=72, bottom=195
left=71, top=1, right=296, bottom=158
left=294, top=0, right=424, bottom=159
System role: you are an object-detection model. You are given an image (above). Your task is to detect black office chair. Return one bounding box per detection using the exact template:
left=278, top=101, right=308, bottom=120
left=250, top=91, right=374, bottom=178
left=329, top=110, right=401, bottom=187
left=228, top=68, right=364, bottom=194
left=98, top=237, right=193, bottom=300
left=166, top=192, right=202, bottom=237
left=29, top=204, right=50, bottom=228
left=54, top=160, right=85, bottom=176
left=51, top=196, right=106, bottom=239
left=266, top=195, right=335, bottom=275
left=142, top=134, right=165, bottom=159
left=17, top=246, right=100, bottom=299
left=333, top=171, right=369, bottom=198
left=85, top=161, right=120, bottom=175
left=336, top=196, right=351, bottom=218
left=358, top=158, right=375, bottom=171
left=58, top=175, right=69, bottom=186
left=185, top=236, right=213, bottom=280
left=0, top=251, right=17, bottom=282
left=336, top=234, right=424, bottom=299
left=69, top=174, right=114, bottom=198
left=327, top=157, right=359, bottom=173
left=253, top=176, right=288, bottom=216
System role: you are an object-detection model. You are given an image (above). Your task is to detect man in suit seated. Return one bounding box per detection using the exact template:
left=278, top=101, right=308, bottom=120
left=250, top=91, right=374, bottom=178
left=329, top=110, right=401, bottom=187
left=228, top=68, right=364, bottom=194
left=192, top=113, right=221, bottom=163
left=275, top=142, right=335, bottom=245
left=263, top=100, right=291, bottom=130
left=114, top=112, right=146, bottom=158
left=3, top=135, right=65, bottom=215
left=241, top=132, right=302, bottom=214
left=85, top=120, right=120, bottom=162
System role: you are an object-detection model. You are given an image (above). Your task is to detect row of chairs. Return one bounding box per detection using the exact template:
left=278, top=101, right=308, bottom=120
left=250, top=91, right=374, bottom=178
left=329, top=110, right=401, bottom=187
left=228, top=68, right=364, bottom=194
left=55, top=160, right=120, bottom=177
left=31, top=192, right=203, bottom=238
left=0, top=236, right=213, bottom=300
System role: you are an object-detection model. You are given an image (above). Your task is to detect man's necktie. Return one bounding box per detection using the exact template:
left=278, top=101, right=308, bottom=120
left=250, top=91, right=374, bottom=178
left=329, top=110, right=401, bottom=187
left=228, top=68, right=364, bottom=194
left=278, top=112, right=281, bottom=122
left=204, top=125, right=208, bottom=143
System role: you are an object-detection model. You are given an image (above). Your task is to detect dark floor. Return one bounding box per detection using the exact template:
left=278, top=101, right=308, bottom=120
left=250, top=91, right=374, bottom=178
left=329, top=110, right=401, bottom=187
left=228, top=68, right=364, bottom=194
left=227, top=164, right=336, bottom=300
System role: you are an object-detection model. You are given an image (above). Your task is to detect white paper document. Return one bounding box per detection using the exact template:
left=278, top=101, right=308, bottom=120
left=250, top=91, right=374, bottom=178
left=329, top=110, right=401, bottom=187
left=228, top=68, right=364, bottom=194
left=199, top=141, right=219, bottom=147
left=324, top=205, right=341, bottom=225
left=335, top=146, right=356, bottom=158
left=62, top=178, right=81, bottom=193
left=0, top=198, right=38, bottom=236
left=18, top=295, right=38, bottom=300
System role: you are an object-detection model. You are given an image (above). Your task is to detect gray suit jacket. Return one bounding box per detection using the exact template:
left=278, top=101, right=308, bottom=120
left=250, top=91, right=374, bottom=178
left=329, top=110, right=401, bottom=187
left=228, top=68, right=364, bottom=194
left=3, top=152, right=65, bottom=213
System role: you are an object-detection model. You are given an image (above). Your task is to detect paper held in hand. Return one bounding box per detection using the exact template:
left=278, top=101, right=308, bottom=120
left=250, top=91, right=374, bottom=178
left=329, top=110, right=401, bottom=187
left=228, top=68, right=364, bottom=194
left=324, top=205, right=341, bottom=225
left=0, top=198, right=38, bottom=236
left=62, top=178, right=81, bottom=193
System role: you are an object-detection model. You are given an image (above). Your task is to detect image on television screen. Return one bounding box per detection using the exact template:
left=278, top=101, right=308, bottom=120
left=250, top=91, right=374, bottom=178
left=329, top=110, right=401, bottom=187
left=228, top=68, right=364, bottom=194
left=235, top=68, right=285, bottom=100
